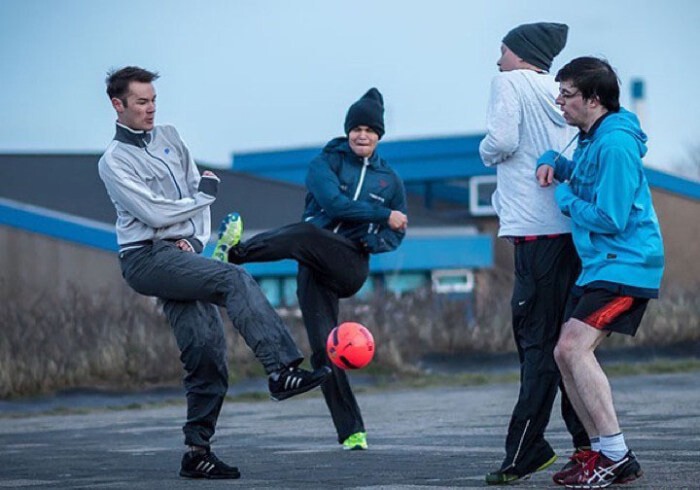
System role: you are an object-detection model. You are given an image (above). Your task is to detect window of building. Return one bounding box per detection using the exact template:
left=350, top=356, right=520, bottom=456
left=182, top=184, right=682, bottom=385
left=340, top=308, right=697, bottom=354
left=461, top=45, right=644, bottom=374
left=469, top=175, right=497, bottom=216
left=383, top=272, right=430, bottom=296
left=431, top=269, right=475, bottom=294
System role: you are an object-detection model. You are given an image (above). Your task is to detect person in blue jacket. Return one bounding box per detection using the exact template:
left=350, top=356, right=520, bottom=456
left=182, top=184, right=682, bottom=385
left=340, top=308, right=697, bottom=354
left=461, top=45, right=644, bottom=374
left=536, top=57, right=664, bottom=488
left=214, top=88, right=408, bottom=450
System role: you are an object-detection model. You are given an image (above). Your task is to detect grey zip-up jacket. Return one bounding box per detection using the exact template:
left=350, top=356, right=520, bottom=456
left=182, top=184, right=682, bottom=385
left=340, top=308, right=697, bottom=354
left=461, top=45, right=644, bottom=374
left=98, top=123, right=218, bottom=253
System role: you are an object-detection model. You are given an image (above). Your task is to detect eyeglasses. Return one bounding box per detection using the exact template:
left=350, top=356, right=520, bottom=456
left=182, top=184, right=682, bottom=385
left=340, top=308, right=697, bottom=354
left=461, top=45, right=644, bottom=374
left=558, top=90, right=581, bottom=100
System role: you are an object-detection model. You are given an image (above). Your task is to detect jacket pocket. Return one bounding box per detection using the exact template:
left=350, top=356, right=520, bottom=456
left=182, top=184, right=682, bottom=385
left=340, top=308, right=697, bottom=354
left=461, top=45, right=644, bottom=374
left=574, top=228, right=597, bottom=262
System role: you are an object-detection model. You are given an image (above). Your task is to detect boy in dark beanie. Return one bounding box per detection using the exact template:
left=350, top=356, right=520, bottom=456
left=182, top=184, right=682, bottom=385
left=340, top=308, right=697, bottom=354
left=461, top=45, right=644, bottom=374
left=479, top=22, right=590, bottom=485
left=213, top=88, right=408, bottom=451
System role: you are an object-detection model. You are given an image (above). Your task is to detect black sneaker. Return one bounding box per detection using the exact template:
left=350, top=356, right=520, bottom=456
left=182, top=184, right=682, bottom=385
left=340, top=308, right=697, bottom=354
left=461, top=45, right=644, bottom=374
left=611, top=451, right=644, bottom=485
left=179, top=450, right=241, bottom=479
left=485, top=453, right=558, bottom=485
left=269, top=365, right=331, bottom=401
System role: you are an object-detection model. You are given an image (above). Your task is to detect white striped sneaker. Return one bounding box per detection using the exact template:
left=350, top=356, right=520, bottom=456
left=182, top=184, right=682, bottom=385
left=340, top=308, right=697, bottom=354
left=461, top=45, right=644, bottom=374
left=179, top=449, right=240, bottom=479
left=269, top=365, right=331, bottom=401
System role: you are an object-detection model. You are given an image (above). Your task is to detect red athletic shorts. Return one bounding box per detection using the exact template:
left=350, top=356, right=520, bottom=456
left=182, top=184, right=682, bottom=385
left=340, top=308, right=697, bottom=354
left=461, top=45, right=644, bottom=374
left=565, top=287, right=649, bottom=336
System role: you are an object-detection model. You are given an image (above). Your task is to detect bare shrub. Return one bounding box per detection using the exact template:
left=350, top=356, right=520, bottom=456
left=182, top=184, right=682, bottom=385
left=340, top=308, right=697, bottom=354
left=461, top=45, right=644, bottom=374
left=332, top=268, right=515, bottom=370
left=0, top=278, right=183, bottom=398
left=2, top=273, right=698, bottom=398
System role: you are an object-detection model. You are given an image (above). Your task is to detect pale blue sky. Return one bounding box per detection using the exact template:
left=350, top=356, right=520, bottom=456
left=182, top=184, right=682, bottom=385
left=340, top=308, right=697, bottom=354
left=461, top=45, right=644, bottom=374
left=1, top=0, right=699, bottom=174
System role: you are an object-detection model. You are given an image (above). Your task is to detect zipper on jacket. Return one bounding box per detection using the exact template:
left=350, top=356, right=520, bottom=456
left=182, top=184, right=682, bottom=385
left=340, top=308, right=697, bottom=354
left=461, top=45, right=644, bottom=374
left=144, top=146, right=196, bottom=237
left=334, top=157, right=369, bottom=233
left=145, top=147, right=183, bottom=199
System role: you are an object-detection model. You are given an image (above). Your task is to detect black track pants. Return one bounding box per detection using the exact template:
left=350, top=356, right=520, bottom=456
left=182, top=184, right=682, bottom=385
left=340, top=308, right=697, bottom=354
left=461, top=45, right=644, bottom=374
left=500, top=235, right=589, bottom=475
left=230, top=222, right=369, bottom=442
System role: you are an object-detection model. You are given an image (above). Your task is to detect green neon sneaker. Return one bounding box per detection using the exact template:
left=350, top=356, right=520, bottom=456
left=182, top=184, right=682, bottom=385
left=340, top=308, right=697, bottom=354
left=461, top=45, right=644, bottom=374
left=212, top=213, right=243, bottom=262
left=485, top=453, right=557, bottom=485
left=342, top=432, right=368, bottom=451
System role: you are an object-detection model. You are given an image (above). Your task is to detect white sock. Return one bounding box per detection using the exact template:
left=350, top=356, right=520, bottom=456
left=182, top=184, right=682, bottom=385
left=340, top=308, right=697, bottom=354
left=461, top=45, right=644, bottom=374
left=600, top=433, right=628, bottom=461
left=590, top=436, right=601, bottom=452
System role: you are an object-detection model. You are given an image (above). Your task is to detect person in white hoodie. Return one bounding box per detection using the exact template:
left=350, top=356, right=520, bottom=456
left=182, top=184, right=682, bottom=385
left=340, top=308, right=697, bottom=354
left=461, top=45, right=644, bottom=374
left=479, top=23, right=590, bottom=485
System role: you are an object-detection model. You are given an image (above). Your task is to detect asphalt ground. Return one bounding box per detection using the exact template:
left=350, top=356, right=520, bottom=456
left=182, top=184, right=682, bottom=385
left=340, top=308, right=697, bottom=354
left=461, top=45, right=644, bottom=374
left=1, top=371, right=699, bottom=489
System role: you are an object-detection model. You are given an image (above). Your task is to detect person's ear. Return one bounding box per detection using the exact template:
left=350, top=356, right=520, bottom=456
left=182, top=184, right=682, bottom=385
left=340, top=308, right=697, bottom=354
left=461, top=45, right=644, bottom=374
left=585, top=94, right=599, bottom=109
left=111, top=97, right=125, bottom=113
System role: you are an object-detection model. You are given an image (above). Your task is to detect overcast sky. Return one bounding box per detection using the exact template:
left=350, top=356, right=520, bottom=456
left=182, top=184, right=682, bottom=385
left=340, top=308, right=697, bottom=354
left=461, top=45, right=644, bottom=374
left=1, top=0, right=699, bottom=175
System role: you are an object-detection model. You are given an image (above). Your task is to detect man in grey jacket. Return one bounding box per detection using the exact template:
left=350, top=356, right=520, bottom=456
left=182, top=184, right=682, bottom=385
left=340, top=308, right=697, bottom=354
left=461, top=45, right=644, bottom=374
left=98, top=66, right=330, bottom=480
left=479, top=23, right=589, bottom=484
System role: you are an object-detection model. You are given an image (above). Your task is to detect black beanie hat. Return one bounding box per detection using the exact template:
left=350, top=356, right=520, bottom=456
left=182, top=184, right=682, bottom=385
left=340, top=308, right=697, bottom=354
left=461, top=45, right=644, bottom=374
left=344, top=88, right=385, bottom=139
left=502, top=22, right=568, bottom=71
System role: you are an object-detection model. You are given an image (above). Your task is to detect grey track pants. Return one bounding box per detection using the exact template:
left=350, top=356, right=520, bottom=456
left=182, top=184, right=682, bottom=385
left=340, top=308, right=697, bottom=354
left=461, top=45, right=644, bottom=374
left=119, top=240, right=303, bottom=448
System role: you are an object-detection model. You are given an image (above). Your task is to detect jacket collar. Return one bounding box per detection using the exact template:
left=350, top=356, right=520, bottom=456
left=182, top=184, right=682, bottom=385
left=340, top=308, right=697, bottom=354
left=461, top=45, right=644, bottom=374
left=324, top=137, right=383, bottom=168
left=114, top=122, right=152, bottom=148
left=353, top=149, right=381, bottom=168
left=341, top=140, right=382, bottom=168
left=580, top=111, right=614, bottom=142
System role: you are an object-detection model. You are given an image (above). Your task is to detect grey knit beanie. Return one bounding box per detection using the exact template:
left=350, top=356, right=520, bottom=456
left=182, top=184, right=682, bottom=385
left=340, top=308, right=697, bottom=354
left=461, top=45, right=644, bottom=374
left=502, top=22, right=568, bottom=71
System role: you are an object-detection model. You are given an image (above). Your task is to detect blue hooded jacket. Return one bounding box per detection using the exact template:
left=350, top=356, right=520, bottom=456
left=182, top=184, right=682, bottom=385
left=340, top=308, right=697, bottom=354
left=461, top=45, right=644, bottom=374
left=302, top=137, right=407, bottom=254
left=537, top=108, right=664, bottom=290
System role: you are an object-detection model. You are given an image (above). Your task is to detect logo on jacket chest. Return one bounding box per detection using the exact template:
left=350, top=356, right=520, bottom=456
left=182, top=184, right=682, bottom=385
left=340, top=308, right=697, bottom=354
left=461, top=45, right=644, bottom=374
left=369, top=192, right=385, bottom=203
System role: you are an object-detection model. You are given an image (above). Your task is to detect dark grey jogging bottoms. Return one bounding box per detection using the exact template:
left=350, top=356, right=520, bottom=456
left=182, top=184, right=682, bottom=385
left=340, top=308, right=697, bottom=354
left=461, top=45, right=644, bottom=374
left=119, top=239, right=303, bottom=448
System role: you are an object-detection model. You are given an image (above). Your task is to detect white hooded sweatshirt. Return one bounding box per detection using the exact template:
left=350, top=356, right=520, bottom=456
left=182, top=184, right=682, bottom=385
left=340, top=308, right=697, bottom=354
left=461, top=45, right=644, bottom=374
left=479, top=69, right=577, bottom=237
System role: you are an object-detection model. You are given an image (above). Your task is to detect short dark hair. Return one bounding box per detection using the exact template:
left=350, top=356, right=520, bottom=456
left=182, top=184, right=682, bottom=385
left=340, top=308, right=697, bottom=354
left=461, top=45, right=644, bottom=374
left=105, top=66, right=159, bottom=105
left=556, top=57, right=620, bottom=112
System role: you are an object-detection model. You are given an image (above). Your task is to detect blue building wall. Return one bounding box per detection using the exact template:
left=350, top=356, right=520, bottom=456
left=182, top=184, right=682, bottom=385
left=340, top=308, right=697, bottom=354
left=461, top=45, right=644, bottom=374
left=0, top=198, right=118, bottom=252
left=209, top=233, right=493, bottom=278
left=1, top=196, right=491, bottom=306
left=233, top=134, right=700, bottom=205
left=233, top=135, right=490, bottom=185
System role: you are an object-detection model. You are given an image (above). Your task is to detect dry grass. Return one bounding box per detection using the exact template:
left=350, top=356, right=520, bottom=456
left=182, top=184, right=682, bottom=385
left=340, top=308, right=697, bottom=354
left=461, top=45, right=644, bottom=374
left=1, top=272, right=698, bottom=398
left=0, top=279, right=182, bottom=398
